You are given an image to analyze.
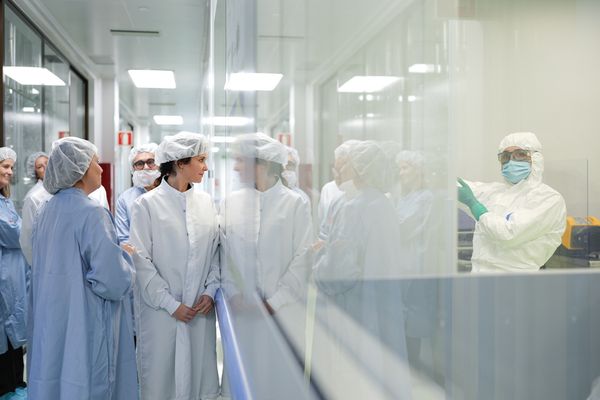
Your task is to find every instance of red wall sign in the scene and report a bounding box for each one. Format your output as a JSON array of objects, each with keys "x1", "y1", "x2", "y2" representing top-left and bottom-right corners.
[{"x1": 118, "y1": 131, "x2": 133, "y2": 146}]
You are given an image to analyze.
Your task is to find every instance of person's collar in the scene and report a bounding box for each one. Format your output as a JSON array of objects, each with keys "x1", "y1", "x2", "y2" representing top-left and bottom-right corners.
[
  {"x1": 257, "y1": 178, "x2": 283, "y2": 197},
  {"x1": 160, "y1": 176, "x2": 189, "y2": 197}
]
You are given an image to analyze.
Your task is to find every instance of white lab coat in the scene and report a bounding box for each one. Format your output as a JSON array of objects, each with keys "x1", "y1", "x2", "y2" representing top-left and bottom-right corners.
[
  {"x1": 130, "y1": 179, "x2": 220, "y2": 400},
  {"x1": 19, "y1": 180, "x2": 51, "y2": 265},
  {"x1": 220, "y1": 179, "x2": 313, "y2": 310},
  {"x1": 466, "y1": 150, "x2": 567, "y2": 272},
  {"x1": 317, "y1": 180, "x2": 343, "y2": 239}
]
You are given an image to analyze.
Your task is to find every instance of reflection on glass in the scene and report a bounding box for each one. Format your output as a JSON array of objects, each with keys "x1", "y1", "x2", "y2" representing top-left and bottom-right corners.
[
  {"x1": 210, "y1": 0, "x2": 600, "y2": 399},
  {"x1": 3, "y1": 4, "x2": 43, "y2": 210}
]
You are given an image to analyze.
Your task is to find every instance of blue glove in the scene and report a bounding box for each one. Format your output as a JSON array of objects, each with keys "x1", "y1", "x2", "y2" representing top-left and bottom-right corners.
[{"x1": 457, "y1": 178, "x2": 488, "y2": 221}]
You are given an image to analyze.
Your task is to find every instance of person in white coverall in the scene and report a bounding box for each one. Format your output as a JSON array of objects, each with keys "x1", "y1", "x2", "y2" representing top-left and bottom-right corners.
[
  {"x1": 129, "y1": 132, "x2": 221, "y2": 400},
  {"x1": 457, "y1": 131, "x2": 567, "y2": 272}
]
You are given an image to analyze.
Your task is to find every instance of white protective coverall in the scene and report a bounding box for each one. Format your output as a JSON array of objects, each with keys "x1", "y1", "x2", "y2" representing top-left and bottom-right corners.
[
  {"x1": 130, "y1": 179, "x2": 220, "y2": 400},
  {"x1": 466, "y1": 132, "x2": 567, "y2": 272}
]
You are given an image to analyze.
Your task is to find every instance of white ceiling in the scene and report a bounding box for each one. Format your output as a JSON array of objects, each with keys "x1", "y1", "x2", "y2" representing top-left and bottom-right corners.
[{"x1": 29, "y1": 0, "x2": 210, "y2": 141}]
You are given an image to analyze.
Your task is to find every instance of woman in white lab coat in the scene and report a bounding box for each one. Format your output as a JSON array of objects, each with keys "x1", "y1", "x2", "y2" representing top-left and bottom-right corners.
[
  {"x1": 219, "y1": 134, "x2": 313, "y2": 398},
  {"x1": 130, "y1": 132, "x2": 220, "y2": 400}
]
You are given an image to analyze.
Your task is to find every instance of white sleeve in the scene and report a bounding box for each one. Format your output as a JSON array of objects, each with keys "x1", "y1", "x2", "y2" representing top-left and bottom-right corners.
[
  {"x1": 19, "y1": 197, "x2": 36, "y2": 265},
  {"x1": 129, "y1": 199, "x2": 180, "y2": 315},
  {"x1": 267, "y1": 200, "x2": 314, "y2": 311},
  {"x1": 477, "y1": 191, "x2": 567, "y2": 247}
]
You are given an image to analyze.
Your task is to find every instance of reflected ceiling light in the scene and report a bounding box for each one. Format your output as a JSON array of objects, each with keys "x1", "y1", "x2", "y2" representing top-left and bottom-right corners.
[
  {"x1": 408, "y1": 64, "x2": 438, "y2": 74},
  {"x1": 128, "y1": 69, "x2": 176, "y2": 89},
  {"x1": 203, "y1": 116, "x2": 253, "y2": 127},
  {"x1": 153, "y1": 115, "x2": 183, "y2": 125},
  {"x1": 408, "y1": 95, "x2": 417, "y2": 102},
  {"x1": 211, "y1": 147, "x2": 220, "y2": 153},
  {"x1": 3, "y1": 67, "x2": 65, "y2": 86},
  {"x1": 224, "y1": 72, "x2": 283, "y2": 91},
  {"x1": 22, "y1": 107, "x2": 35, "y2": 113},
  {"x1": 31, "y1": 88, "x2": 39, "y2": 95},
  {"x1": 338, "y1": 75, "x2": 400, "y2": 93}
]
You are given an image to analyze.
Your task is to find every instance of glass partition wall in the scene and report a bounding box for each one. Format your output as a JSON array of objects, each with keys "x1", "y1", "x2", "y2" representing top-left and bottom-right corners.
[
  {"x1": 210, "y1": 0, "x2": 600, "y2": 399},
  {"x1": 2, "y1": 1, "x2": 87, "y2": 210}
]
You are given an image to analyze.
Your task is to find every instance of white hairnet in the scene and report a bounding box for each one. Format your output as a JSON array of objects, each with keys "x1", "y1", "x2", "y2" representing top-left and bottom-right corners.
[
  {"x1": 0, "y1": 147, "x2": 17, "y2": 162},
  {"x1": 286, "y1": 146, "x2": 300, "y2": 169},
  {"x1": 256, "y1": 134, "x2": 287, "y2": 165},
  {"x1": 44, "y1": 137, "x2": 97, "y2": 195},
  {"x1": 233, "y1": 133, "x2": 287, "y2": 165},
  {"x1": 334, "y1": 140, "x2": 362, "y2": 162},
  {"x1": 26, "y1": 151, "x2": 48, "y2": 180},
  {"x1": 498, "y1": 132, "x2": 542, "y2": 153},
  {"x1": 396, "y1": 150, "x2": 425, "y2": 168},
  {"x1": 128, "y1": 143, "x2": 158, "y2": 172},
  {"x1": 349, "y1": 140, "x2": 388, "y2": 191},
  {"x1": 155, "y1": 132, "x2": 208, "y2": 164}
]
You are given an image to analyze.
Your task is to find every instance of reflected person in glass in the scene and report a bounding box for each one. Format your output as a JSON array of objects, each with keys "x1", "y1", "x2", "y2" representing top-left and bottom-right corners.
[
  {"x1": 313, "y1": 140, "x2": 410, "y2": 398},
  {"x1": 457, "y1": 132, "x2": 567, "y2": 272},
  {"x1": 390, "y1": 150, "x2": 438, "y2": 371}
]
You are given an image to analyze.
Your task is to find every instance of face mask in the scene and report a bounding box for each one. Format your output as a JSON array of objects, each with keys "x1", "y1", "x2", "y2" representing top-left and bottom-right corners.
[
  {"x1": 502, "y1": 160, "x2": 531, "y2": 184},
  {"x1": 132, "y1": 170, "x2": 161, "y2": 188},
  {"x1": 281, "y1": 170, "x2": 298, "y2": 188}
]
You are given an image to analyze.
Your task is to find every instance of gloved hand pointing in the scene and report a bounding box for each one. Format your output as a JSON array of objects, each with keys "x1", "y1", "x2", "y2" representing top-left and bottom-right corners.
[{"x1": 457, "y1": 178, "x2": 488, "y2": 221}]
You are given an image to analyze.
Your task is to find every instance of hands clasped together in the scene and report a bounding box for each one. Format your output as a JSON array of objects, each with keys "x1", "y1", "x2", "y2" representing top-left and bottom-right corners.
[{"x1": 172, "y1": 295, "x2": 214, "y2": 323}]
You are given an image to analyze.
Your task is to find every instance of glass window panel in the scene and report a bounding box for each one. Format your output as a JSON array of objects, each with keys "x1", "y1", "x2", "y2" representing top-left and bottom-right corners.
[
  {"x1": 43, "y1": 44, "x2": 70, "y2": 146},
  {"x1": 3, "y1": 4, "x2": 43, "y2": 210}
]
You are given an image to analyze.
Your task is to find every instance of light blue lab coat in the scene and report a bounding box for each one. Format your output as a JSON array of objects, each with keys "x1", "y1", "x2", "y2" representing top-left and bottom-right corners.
[
  {"x1": 0, "y1": 194, "x2": 28, "y2": 354},
  {"x1": 28, "y1": 188, "x2": 137, "y2": 400},
  {"x1": 115, "y1": 186, "x2": 146, "y2": 243}
]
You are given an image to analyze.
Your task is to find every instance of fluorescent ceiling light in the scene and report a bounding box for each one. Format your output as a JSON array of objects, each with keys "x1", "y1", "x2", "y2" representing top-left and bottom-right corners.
[
  {"x1": 203, "y1": 116, "x2": 253, "y2": 127},
  {"x1": 22, "y1": 107, "x2": 35, "y2": 113},
  {"x1": 408, "y1": 64, "x2": 437, "y2": 74},
  {"x1": 128, "y1": 70, "x2": 176, "y2": 89},
  {"x1": 153, "y1": 115, "x2": 183, "y2": 125},
  {"x1": 338, "y1": 75, "x2": 400, "y2": 93},
  {"x1": 224, "y1": 72, "x2": 283, "y2": 91},
  {"x1": 211, "y1": 147, "x2": 220, "y2": 153},
  {"x1": 3, "y1": 67, "x2": 65, "y2": 86}
]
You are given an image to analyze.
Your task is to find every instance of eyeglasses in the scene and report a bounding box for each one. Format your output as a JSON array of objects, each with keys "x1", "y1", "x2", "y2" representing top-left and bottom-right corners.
[
  {"x1": 497, "y1": 149, "x2": 531, "y2": 164},
  {"x1": 133, "y1": 158, "x2": 156, "y2": 170}
]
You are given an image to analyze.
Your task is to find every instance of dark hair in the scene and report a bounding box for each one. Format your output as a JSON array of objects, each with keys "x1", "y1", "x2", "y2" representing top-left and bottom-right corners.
[
  {"x1": 153, "y1": 157, "x2": 192, "y2": 187},
  {"x1": 256, "y1": 158, "x2": 283, "y2": 179}
]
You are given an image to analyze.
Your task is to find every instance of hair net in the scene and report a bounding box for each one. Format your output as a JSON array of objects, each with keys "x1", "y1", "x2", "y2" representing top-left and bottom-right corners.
[
  {"x1": 233, "y1": 133, "x2": 287, "y2": 165},
  {"x1": 155, "y1": 132, "x2": 208, "y2": 164},
  {"x1": 128, "y1": 143, "x2": 158, "y2": 172},
  {"x1": 498, "y1": 132, "x2": 542, "y2": 153},
  {"x1": 26, "y1": 151, "x2": 48, "y2": 180},
  {"x1": 44, "y1": 137, "x2": 97, "y2": 195},
  {"x1": 348, "y1": 140, "x2": 388, "y2": 191},
  {"x1": 286, "y1": 146, "x2": 300, "y2": 169},
  {"x1": 0, "y1": 147, "x2": 17, "y2": 162},
  {"x1": 396, "y1": 150, "x2": 425, "y2": 168},
  {"x1": 334, "y1": 140, "x2": 362, "y2": 162}
]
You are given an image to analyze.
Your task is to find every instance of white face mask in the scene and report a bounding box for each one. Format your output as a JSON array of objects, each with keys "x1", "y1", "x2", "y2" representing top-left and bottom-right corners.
[
  {"x1": 281, "y1": 170, "x2": 298, "y2": 188},
  {"x1": 132, "y1": 170, "x2": 160, "y2": 188}
]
